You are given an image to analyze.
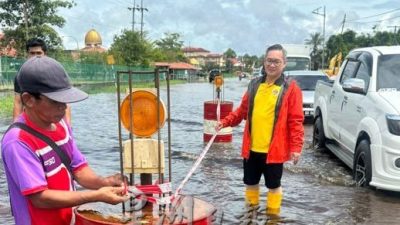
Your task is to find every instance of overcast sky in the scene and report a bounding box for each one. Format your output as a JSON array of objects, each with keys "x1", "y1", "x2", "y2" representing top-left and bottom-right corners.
[{"x1": 56, "y1": 0, "x2": 400, "y2": 56}]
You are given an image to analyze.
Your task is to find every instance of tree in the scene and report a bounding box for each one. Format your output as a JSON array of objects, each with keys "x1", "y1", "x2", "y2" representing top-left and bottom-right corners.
[
  {"x1": 373, "y1": 31, "x2": 396, "y2": 46},
  {"x1": 223, "y1": 48, "x2": 236, "y2": 59},
  {"x1": 108, "y1": 29, "x2": 153, "y2": 66},
  {"x1": 356, "y1": 33, "x2": 374, "y2": 48},
  {"x1": 325, "y1": 33, "x2": 349, "y2": 71},
  {"x1": 154, "y1": 32, "x2": 185, "y2": 62},
  {"x1": 223, "y1": 48, "x2": 237, "y2": 72},
  {"x1": 241, "y1": 54, "x2": 259, "y2": 72},
  {"x1": 0, "y1": 0, "x2": 74, "y2": 54},
  {"x1": 305, "y1": 32, "x2": 323, "y2": 70}
]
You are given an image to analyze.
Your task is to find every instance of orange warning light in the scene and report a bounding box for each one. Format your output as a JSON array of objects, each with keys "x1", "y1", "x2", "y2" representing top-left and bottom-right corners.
[{"x1": 214, "y1": 75, "x2": 224, "y2": 88}]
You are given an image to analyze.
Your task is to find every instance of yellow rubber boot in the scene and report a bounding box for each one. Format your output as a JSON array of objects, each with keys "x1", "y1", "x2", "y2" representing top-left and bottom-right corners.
[
  {"x1": 245, "y1": 185, "x2": 259, "y2": 206},
  {"x1": 266, "y1": 191, "x2": 282, "y2": 215}
]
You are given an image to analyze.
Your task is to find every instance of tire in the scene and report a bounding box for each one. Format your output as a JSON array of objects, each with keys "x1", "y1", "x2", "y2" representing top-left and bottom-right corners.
[
  {"x1": 353, "y1": 140, "x2": 372, "y2": 187},
  {"x1": 313, "y1": 116, "x2": 326, "y2": 148}
]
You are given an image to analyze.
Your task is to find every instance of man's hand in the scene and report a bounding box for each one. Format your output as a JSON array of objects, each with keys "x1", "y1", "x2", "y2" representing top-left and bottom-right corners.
[
  {"x1": 215, "y1": 122, "x2": 223, "y2": 132},
  {"x1": 290, "y1": 152, "x2": 301, "y2": 165},
  {"x1": 95, "y1": 184, "x2": 130, "y2": 205},
  {"x1": 103, "y1": 173, "x2": 128, "y2": 187}
]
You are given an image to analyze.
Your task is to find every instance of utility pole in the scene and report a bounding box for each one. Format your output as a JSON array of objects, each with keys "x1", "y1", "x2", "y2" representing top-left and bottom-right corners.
[
  {"x1": 341, "y1": 14, "x2": 346, "y2": 34},
  {"x1": 312, "y1": 6, "x2": 326, "y2": 69},
  {"x1": 128, "y1": 0, "x2": 138, "y2": 32},
  {"x1": 388, "y1": 25, "x2": 400, "y2": 45},
  {"x1": 139, "y1": 0, "x2": 148, "y2": 39}
]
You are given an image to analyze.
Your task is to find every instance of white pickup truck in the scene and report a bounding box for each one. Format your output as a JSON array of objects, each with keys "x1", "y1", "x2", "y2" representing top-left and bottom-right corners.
[{"x1": 313, "y1": 46, "x2": 400, "y2": 192}]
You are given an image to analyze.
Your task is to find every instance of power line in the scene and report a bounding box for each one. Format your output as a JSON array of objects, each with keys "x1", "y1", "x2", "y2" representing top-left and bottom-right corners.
[
  {"x1": 348, "y1": 15, "x2": 400, "y2": 24},
  {"x1": 347, "y1": 8, "x2": 400, "y2": 22}
]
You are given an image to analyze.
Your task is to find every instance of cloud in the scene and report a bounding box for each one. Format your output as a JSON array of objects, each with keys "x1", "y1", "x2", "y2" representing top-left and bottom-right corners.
[{"x1": 55, "y1": 0, "x2": 399, "y2": 56}]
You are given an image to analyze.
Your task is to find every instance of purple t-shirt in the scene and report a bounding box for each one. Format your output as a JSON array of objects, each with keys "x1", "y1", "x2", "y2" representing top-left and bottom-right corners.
[{"x1": 1, "y1": 114, "x2": 87, "y2": 225}]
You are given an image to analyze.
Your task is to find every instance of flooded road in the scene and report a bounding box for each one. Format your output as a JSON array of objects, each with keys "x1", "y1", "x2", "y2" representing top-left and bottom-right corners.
[{"x1": 1, "y1": 78, "x2": 400, "y2": 224}]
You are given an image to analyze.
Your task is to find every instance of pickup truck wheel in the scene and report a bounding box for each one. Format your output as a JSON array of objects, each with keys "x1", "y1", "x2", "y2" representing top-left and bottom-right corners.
[
  {"x1": 354, "y1": 140, "x2": 372, "y2": 187},
  {"x1": 313, "y1": 116, "x2": 326, "y2": 148}
]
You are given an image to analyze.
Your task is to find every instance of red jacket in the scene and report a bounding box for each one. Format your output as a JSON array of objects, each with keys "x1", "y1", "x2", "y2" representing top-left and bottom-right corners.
[{"x1": 220, "y1": 75, "x2": 304, "y2": 163}]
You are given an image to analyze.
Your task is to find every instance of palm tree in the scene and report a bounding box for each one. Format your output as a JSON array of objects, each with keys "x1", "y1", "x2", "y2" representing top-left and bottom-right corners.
[{"x1": 305, "y1": 32, "x2": 323, "y2": 70}]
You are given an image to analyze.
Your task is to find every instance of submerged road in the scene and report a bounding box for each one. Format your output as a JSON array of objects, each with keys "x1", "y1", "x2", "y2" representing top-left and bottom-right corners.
[{"x1": 1, "y1": 78, "x2": 400, "y2": 224}]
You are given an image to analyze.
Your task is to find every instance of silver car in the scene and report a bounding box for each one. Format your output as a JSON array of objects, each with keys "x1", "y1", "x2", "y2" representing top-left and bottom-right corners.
[{"x1": 285, "y1": 70, "x2": 330, "y2": 119}]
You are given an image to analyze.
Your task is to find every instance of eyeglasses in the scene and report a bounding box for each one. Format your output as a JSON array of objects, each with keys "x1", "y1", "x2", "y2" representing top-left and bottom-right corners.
[{"x1": 265, "y1": 59, "x2": 283, "y2": 66}]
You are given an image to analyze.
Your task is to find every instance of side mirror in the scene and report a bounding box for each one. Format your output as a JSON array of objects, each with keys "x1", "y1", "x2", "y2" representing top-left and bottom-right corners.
[{"x1": 342, "y1": 78, "x2": 366, "y2": 94}]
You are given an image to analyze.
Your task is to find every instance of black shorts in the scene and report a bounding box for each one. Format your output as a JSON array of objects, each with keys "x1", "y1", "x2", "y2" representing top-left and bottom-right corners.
[{"x1": 243, "y1": 151, "x2": 283, "y2": 189}]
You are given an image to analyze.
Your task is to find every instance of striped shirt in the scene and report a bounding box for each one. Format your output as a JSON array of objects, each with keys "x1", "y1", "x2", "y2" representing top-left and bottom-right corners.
[{"x1": 1, "y1": 113, "x2": 88, "y2": 225}]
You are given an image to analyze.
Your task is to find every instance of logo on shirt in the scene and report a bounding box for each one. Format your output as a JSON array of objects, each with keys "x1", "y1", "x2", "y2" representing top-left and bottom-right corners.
[
  {"x1": 44, "y1": 157, "x2": 56, "y2": 166},
  {"x1": 272, "y1": 89, "x2": 279, "y2": 96}
]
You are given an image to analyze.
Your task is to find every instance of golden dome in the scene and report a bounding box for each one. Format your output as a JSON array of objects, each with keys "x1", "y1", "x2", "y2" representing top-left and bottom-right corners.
[{"x1": 84, "y1": 29, "x2": 102, "y2": 46}]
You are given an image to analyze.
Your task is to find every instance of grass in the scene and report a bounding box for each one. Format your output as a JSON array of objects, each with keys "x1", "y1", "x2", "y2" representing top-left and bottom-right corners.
[{"x1": 0, "y1": 94, "x2": 13, "y2": 117}]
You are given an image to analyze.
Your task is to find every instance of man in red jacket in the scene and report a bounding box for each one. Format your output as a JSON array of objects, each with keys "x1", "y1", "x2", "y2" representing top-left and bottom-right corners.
[{"x1": 217, "y1": 44, "x2": 304, "y2": 215}]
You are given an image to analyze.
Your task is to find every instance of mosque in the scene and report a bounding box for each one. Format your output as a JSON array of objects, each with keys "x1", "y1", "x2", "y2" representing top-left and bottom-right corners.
[{"x1": 80, "y1": 28, "x2": 106, "y2": 53}]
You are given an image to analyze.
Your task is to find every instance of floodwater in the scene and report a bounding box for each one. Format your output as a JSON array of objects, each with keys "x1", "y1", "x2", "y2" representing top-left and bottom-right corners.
[{"x1": 1, "y1": 78, "x2": 400, "y2": 224}]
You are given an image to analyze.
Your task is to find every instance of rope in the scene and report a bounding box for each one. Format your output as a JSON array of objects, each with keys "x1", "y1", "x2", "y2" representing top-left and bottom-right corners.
[
  {"x1": 172, "y1": 98, "x2": 221, "y2": 200},
  {"x1": 154, "y1": 97, "x2": 222, "y2": 224}
]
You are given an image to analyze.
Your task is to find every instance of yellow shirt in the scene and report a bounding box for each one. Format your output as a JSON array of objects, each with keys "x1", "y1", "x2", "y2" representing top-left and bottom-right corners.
[{"x1": 251, "y1": 83, "x2": 281, "y2": 153}]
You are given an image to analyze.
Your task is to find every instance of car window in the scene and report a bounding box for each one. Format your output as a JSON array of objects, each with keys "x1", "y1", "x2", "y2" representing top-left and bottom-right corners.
[
  {"x1": 354, "y1": 52, "x2": 372, "y2": 91},
  {"x1": 377, "y1": 54, "x2": 400, "y2": 91},
  {"x1": 340, "y1": 59, "x2": 359, "y2": 84},
  {"x1": 289, "y1": 75, "x2": 329, "y2": 91}
]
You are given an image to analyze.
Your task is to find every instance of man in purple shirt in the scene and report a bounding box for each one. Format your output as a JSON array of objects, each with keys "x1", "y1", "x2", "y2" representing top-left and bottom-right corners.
[{"x1": 1, "y1": 56, "x2": 129, "y2": 225}]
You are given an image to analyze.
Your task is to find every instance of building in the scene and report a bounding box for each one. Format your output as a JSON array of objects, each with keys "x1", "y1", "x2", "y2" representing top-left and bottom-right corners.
[
  {"x1": 81, "y1": 29, "x2": 107, "y2": 53},
  {"x1": 155, "y1": 62, "x2": 198, "y2": 80},
  {"x1": 182, "y1": 47, "x2": 225, "y2": 69}
]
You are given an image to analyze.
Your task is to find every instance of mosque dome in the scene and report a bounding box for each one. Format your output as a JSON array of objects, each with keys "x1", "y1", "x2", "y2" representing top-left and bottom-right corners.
[{"x1": 84, "y1": 29, "x2": 102, "y2": 46}]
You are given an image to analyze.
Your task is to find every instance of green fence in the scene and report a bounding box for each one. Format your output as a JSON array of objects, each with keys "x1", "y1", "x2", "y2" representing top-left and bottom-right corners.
[
  {"x1": 0, "y1": 56, "x2": 231, "y2": 90},
  {"x1": 0, "y1": 56, "x2": 161, "y2": 85}
]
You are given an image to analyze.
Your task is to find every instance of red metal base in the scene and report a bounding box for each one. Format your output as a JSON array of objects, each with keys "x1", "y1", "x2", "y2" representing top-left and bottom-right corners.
[
  {"x1": 203, "y1": 133, "x2": 232, "y2": 143},
  {"x1": 75, "y1": 196, "x2": 215, "y2": 225}
]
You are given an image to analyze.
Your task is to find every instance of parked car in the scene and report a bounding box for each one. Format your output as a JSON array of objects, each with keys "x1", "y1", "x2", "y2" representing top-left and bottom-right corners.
[
  {"x1": 313, "y1": 46, "x2": 400, "y2": 192},
  {"x1": 285, "y1": 70, "x2": 329, "y2": 119}
]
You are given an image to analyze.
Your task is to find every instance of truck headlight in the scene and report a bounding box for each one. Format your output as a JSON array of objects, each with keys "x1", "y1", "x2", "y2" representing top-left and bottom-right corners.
[{"x1": 386, "y1": 114, "x2": 400, "y2": 136}]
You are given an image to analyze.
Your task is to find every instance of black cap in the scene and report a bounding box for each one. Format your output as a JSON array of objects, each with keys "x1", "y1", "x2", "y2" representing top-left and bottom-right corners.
[{"x1": 17, "y1": 56, "x2": 88, "y2": 103}]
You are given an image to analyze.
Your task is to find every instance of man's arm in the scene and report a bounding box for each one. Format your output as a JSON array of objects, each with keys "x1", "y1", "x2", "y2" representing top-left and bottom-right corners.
[
  {"x1": 73, "y1": 166, "x2": 125, "y2": 190},
  {"x1": 28, "y1": 186, "x2": 128, "y2": 208},
  {"x1": 220, "y1": 91, "x2": 249, "y2": 128}
]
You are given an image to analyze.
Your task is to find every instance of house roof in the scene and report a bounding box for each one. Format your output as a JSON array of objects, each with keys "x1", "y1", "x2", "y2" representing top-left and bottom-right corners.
[
  {"x1": 155, "y1": 62, "x2": 197, "y2": 70},
  {"x1": 154, "y1": 62, "x2": 170, "y2": 67},
  {"x1": 228, "y1": 58, "x2": 244, "y2": 66},
  {"x1": 182, "y1": 47, "x2": 210, "y2": 53},
  {"x1": 170, "y1": 62, "x2": 197, "y2": 70},
  {"x1": 206, "y1": 53, "x2": 223, "y2": 58}
]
